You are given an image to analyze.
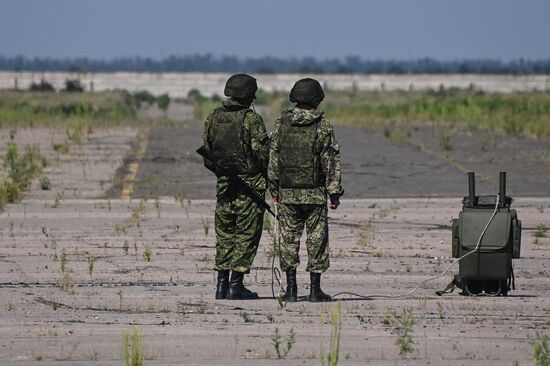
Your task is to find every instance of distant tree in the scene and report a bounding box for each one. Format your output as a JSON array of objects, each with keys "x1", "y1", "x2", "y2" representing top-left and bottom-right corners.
[
  {"x1": 133, "y1": 90, "x2": 156, "y2": 107},
  {"x1": 29, "y1": 79, "x2": 55, "y2": 92},
  {"x1": 64, "y1": 79, "x2": 84, "y2": 92},
  {"x1": 156, "y1": 94, "x2": 170, "y2": 111},
  {"x1": 1, "y1": 55, "x2": 550, "y2": 75}
]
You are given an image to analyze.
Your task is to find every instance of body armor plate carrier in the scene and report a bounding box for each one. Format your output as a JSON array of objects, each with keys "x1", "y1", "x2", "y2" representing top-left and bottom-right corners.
[
  {"x1": 210, "y1": 107, "x2": 257, "y2": 175},
  {"x1": 278, "y1": 112, "x2": 322, "y2": 188}
]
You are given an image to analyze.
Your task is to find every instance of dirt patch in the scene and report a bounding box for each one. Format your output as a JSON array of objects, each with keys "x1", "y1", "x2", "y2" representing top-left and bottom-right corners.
[
  {"x1": 0, "y1": 197, "x2": 548, "y2": 365},
  {"x1": 0, "y1": 127, "x2": 138, "y2": 200},
  {"x1": 1, "y1": 106, "x2": 549, "y2": 364}
]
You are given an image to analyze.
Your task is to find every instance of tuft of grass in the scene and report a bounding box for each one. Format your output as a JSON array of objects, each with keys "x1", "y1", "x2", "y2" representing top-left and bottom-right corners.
[
  {"x1": 381, "y1": 308, "x2": 397, "y2": 325},
  {"x1": 154, "y1": 198, "x2": 161, "y2": 217},
  {"x1": 59, "y1": 249, "x2": 67, "y2": 273},
  {"x1": 531, "y1": 332, "x2": 550, "y2": 366},
  {"x1": 276, "y1": 294, "x2": 288, "y2": 310},
  {"x1": 201, "y1": 217, "x2": 210, "y2": 237},
  {"x1": 271, "y1": 327, "x2": 296, "y2": 359},
  {"x1": 320, "y1": 302, "x2": 342, "y2": 366},
  {"x1": 52, "y1": 140, "x2": 70, "y2": 153},
  {"x1": 436, "y1": 301, "x2": 445, "y2": 320},
  {"x1": 85, "y1": 349, "x2": 98, "y2": 361},
  {"x1": 239, "y1": 310, "x2": 254, "y2": 323},
  {"x1": 156, "y1": 94, "x2": 170, "y2": 111},
  {"x1": 439, "y1": 132, "x2": 453, "y2": 151},
  {"x1": 382, "y1": 308, "x2": 416, "y2": 358},
  {"x1": 174, "y1": 192, "x2": 186, "y2": 208},
  {"x1": 87, "y1": 255, "x2": 97, "y2": 279},
  {"x1": 51, "y1": 299, "x2": 59, "y2": 311},
  {"x1": 122, "y1": 326, "x2": 144, "y2": 366},
  {"x1": 187, "y1": 89, "x2": 224, "y2": 121},
  {"x1": 58, "y1": 273, "x2": 74, "y2": 293},
  {"x1": 48, "y1": 192, "x2": 62, "y2": 208},
  {"x1": 1, "y1": 143, "x2": 47, "y2": 209},
  {"x1": 39, "y1": 176, "x2": 52, "y2": 190},
  {"x1": 0, "y1": 180, "x2": 17, "y2": 212},
  {"x1": 143, "y1": 246, "x2": 152, "y2": 262},
  {"x1": 534, "y1": 224, "x2": 547, "y2": 238},
  {"x1": 358, "y1": 218, "x2": 374, "y2": 248}
]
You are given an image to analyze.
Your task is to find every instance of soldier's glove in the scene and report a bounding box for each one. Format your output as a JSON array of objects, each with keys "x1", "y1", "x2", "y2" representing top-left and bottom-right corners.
[{"x1": 329, "y1": 194, "x2": 340, "y2": 210}]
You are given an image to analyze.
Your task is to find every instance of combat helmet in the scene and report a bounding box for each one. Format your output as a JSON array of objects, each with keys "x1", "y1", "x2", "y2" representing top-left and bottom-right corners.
[
  {"x1": 224, "y1": 74, "x2": 258, "y2": 99},
  {"x1": 289, "y1": 78, "x2": 325, "y2": 107}
]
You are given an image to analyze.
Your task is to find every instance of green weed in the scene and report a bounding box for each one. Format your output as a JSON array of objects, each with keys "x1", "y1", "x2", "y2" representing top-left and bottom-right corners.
[
  {"x1": 49, "y1": 192, "x2": 62, "y2": 208},
  {"x1": 439, "y1": 133, "x2": 453, "y2": 150},
  {"x1": 87, "y1": 255, "x2": 97, "y2": 279},
  {"x1": 382, "y1": 308, "x2": 416, "y2": 358},
  {"x1": 1, "y1": 143, "x2": 47, "y2": 208},
  {"x1": 154, "y1": 198, "x2": 161, "y2": 217},
  {"x1": 531, "y1": 332, "x2": 550, "y2": 366},
  {"x1": 534, "y1": 224, "x2": 547, "y2": 238},
  {"x1": 358, "y1": 218, "x2": 374, "y2": 247},
  {"x1": 436, "y1": 301, "x2": 445, "y2": 320},
  {"x1": 320, "y1": 302, "x2": 342, "y2": 366},
  {"x1": 58, "y1": 273, "x2": 74, "y2": 293},
  {"x1": 39, "y1": 176, "x2": 52, "y2": 190},
  {"x1": 239, "y1": 310, "x2": 254, "y2": 323},
  {"x1": 271, "y1": 327, "x2": 296, "y2": 359},
  {"x1": 143, "y1": 246, "x2": 152, "y2": 262},
  {"x1": 276, "y1": 294, "x2": 287, "y2": 310},
  {"x1": 201, "y1": 217, "x2": 210, "y2": 237},
  {"x1": 174, "y1": 192, "x2": 186, "y2": 208},
  {"x1": 52, "y1": 140, "x2": 70, "y2": 153},
  {"x1": 157, "y1": 94, "x2": 170, "y2": 111},
  {"x1": 122, "y1": 326, "x2": 144, "y2": 366},
  {"x1": 59, "y1": 249, "x2": 67, "y2": 273}
]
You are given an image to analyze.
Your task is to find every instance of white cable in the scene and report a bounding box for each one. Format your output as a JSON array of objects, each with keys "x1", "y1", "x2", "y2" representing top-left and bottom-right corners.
[
  {"x1": 270, "y1": 203, "x2": 285, "y2": 299},
  {"x1": 332, "y1": 194, "x2": 501, "y2": 299}
]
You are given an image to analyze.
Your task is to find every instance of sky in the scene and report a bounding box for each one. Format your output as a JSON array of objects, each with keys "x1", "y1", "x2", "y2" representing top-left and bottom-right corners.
[{"x1": 1, "y1": 0, "x2": 549, "y2": 60}]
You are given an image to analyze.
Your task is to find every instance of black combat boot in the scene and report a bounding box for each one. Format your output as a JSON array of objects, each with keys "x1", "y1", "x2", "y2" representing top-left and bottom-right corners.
[
  {"x1": 215, "y1": 270, "x2": 230, "y2": 299},
  {"x1": 227, "y1": 271, "x2": 259, "y2": 300},
  {"x1": 284, "y1": 268, "x2": 298, "y2": 302},
  {"x1": 309, "y1": 272, "x2": 332, "y2": 302}
]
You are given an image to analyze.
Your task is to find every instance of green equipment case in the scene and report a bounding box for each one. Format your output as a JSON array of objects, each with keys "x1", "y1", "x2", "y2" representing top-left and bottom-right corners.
[{"x1": 450, "y1": 172, "x2": 521, "y2": 296}]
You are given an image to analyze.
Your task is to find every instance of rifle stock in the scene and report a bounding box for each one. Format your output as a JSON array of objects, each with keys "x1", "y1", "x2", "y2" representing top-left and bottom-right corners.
[{"x1": 196, "y1": 146, "x2": 276, "y2": 218}]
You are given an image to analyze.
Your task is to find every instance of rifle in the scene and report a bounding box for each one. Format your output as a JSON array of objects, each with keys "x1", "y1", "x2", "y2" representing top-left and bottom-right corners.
[{"x1": 196, "y1": 146, "x2": 276, "y2": 218}]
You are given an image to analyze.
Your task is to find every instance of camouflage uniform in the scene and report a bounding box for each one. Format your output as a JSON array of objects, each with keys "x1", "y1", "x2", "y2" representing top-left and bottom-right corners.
[
  {"x1": 203, "y1": 98, "x2": 269, "y2": 273},
  {"x1": 268, "y1": 107, "x2": 344, "y2": 273}
]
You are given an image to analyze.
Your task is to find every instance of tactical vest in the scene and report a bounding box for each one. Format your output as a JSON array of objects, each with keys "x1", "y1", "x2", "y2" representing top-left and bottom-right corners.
[
  {"x1": 278, "y1": 112, "x2": 322, "y2": 188},
  {"x1": 210, "y1": 107, "x2": 257, "y2": 175}
]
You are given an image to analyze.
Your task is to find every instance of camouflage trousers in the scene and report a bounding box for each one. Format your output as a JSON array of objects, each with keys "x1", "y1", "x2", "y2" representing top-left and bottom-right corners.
[
  {"x1": 277, "y1": 203, "x2": 329, "y2": 273},
  {"x1": 214, "y1": 191, "x2": 265, "y2": 273}
]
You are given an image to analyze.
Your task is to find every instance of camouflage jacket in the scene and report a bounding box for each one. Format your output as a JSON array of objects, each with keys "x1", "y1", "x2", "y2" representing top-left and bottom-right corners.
[
  {"x1": 268, "y1": 107, "x2": 344, "y2": 205},
  {"x1": 203, "y1": 98, "x2": 269, "y2": 197}
]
